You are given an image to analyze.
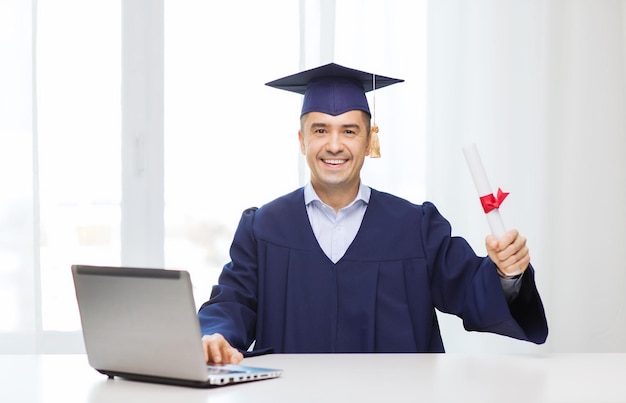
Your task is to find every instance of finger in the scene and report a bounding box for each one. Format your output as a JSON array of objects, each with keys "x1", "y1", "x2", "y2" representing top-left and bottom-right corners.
[
  {"x1": 498, "y1": 251, "x2": 530, "y2": 277},
  {"x1": 228, "y1": 348, "x2": 244, "y2": 364},
  {"x1": 220, "y1": 345, "x2": 237, "y2": 364},
  {"x1": 201, "y1": 335, "x2": 214, "y2": 363},
  {"x1": 498, "y1": 243, "x2": 525, "y2": 263},
  {"x1": 485, "y1": 235, "x2": 499, "y2": 251},
  {"x1": 498, "y1": 229, "x2": 519, "y2": 250},
  {"x1": 497, "y1": 234, "x2": 527, "y2": 261},
  {"x1": 486, "y1": 230, "x2": 518, "y2": 254},
  {"x1": 209, "y1": 341, "x2": 225, "y2": 364},
  {"x1": 205, "y1": 333, "x2": 228, "y2": 364},
  {"x1": 502, "y1": 244, "x2": 529, "y2": 267}
]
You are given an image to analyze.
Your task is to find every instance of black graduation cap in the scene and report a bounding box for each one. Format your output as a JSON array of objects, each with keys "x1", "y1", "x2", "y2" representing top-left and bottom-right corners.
[
  {"x1": 265, "y1": 63, "x2": 404, "y2": 117},
  {"x1": 265, "y1": 63, "x2": 404, "y2": 157}
]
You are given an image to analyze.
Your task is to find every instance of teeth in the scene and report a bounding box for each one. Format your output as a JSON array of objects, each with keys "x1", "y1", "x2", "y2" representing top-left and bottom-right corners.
[{"x1": 324, "y1": 159, "x2": 345, "y2": 164}]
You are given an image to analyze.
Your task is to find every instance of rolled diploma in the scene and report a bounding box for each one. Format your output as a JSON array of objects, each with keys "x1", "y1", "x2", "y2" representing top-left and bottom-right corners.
[{"x1": 463, "y1": 143, "x2": 506, "y2": 239}]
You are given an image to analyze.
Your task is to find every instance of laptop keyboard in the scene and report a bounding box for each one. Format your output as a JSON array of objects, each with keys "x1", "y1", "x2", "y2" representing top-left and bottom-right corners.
[{"x1": 207, "y1": 366, "x2": 245, "y2": 375}]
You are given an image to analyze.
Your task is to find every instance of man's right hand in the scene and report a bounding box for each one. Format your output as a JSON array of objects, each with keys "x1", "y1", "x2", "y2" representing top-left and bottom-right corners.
[{"x1": 201, "y1": 333, "x2": 244, "y2": 365}]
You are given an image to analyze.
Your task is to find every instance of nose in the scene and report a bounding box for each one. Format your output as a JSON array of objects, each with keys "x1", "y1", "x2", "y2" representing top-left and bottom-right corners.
[{"x1": 325, "y1": 131, "x2": 343, "y2": 154}]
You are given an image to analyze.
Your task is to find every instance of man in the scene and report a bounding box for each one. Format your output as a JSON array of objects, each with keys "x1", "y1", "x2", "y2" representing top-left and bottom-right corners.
[{"x1": 198, "y1": 63, "x2": 548, "y2": 365}]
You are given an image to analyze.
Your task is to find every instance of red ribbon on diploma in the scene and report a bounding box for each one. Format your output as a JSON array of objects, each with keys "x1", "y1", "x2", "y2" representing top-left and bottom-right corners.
[{"x1": 479, "y1": 188, "x2": 509, "y2": 214}]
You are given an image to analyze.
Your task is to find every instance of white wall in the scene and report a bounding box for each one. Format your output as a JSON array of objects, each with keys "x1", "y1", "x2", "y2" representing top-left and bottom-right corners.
[{"x1": 427, "y1": 0, "x2": 626, "y2": 353}]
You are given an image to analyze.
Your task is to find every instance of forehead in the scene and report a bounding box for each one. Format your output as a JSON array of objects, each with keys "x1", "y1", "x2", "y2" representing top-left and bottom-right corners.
[{"x1": 301, "y1": 110, "x2": 370, "y2": 128}]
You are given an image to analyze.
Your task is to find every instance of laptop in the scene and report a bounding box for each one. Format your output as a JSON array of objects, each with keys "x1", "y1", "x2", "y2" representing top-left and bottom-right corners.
[{"x1": 71, "y1": 264, "x2": 283, "y2": 388}]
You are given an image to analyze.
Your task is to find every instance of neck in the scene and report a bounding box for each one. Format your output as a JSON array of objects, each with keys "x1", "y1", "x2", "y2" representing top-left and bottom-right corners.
[{"x1": 310, "y1": 180, "x2": 360, "y2": 213}]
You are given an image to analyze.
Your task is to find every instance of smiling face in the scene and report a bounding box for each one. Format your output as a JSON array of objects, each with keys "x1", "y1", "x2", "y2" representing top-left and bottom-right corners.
[{"x1": 298, "y1": 110, "x2": 371, "y2": 205}]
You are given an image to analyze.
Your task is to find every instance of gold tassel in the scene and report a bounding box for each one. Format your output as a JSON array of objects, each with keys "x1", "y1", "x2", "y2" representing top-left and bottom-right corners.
[
  {"x1": 369, "y1": 124, "x2": 380, "y2": 158},
  {"x1": 369, "y1": 73, "x2": 381, "y2": 158}
]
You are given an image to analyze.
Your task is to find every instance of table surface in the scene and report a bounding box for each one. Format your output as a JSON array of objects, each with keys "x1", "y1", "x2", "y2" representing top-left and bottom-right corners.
[{"x1": 1, "y1": 353, "x2": 625, "y2": 403}]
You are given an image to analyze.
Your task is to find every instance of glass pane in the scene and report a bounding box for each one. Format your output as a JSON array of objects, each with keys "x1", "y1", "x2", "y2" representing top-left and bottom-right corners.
[
  {"x1": 334, "y1": 0, "x2": 427, "y2": 203},
  {"x1": 164, "y1": 0, "x2": 301, "y2": 307},
  {"x1": 37, "y1": 0, "x2": 121, "y2": 331},
  {"x1": 0, "y1": 0, "x2": 35, "y2": 334}
]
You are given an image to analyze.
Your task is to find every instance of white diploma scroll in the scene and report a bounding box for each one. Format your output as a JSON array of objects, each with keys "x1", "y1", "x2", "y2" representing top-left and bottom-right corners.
[{"x1": 463, "y1": 143, "x2": 507, "y2": 239}]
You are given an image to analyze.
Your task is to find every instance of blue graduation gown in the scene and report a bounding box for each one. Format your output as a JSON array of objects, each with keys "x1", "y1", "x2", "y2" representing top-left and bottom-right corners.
[{"x1": 198, "y1": 187, "x2": 548, "y2": 354}]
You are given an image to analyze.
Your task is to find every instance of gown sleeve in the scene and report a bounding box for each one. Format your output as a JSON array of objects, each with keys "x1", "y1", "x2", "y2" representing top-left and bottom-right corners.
[
  {"x1": 198, "y1": 207, "x2": 260, "y2": 352},
  {"x1": 421, "y1": 202, "x2": 548, "y2": 344}
]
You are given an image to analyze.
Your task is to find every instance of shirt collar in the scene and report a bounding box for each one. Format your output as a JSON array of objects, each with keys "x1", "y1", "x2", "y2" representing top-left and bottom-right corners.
[{"x1": 304, "y1": 181, "x2": 371, "y2": 207}]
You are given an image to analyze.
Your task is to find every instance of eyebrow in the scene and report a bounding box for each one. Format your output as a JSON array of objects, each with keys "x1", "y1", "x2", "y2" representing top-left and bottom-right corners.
[
  {"x1": 341, "y1": 123, "x2": 361, "y2": 130},
  {"x1": 309, "y1": 122, "x2": 362, "y2": 130},
  {"x1": 309, "y1": 123, "x2": 328, "y2": 130}
]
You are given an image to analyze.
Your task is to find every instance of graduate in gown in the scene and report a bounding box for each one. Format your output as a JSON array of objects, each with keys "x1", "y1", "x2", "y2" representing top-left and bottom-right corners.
[{"x1": 198, "y1": 63, "x2": 548, "y2": 365}]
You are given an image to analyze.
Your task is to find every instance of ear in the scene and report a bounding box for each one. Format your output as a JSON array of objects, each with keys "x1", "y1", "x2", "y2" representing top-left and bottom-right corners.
[
  {"x1": 365, "y1": 131, "x2": 372, "y2": 156},
  {"x1": 298, "y1": 130, "x2": 306, "y2": 155}
]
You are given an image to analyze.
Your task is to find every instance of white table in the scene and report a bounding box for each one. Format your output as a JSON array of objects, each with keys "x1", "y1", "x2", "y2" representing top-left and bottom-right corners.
[{"x1": 1, "y1": 353, "x2": 625, "y2": 402}]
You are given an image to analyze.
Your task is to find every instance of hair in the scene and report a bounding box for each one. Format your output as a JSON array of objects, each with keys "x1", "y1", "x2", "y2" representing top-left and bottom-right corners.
[{"x1": 300, "y1": 111, "x2": 372, "y2": 137}]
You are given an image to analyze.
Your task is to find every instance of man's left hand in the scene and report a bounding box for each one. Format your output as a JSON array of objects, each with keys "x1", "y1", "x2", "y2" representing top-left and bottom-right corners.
[{"x1": 485, "y1": 229, "x2": 530, "y2": 278}]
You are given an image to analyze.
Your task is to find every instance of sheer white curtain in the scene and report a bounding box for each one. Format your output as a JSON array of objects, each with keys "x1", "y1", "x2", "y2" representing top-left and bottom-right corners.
[
  {"x1": 0, "y1": 0, "x2": 122, "y2": 353},
  {"x1": 0, "y1": 0, "x2": 37, "y2": 353},
  {"x1": 427, "y1": 0, "x2": 626, "y2": 353},
  {"x1": 164, "y1": 0, "x2": 428, "y2": 308},
  {"x1": 163, "y1": 0, "x2": 301, "y2": 306},
  {"x1": 332, "y1": 0, "x2": 428, "y2": 203},
  {"x1": 0, "y1": 0, "x2": 427, "y2": 354},
  {"x1": 295, "y1": 0, "x2": 428, "y2": 207}
]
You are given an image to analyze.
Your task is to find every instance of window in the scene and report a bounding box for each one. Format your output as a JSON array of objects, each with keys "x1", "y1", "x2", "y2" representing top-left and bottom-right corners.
[
  {"x1": 1, "y1": 0, "x2": 426, "y2": 353},
  {"x1": 37, "y1": 0, "x2": 122, "y2": 333},
  {"x1": 163, "y1": 0, "x2": 301, "y2": 307},
  {"x1": 0, "y1": 0, "x2": 35, "y2": 344}
]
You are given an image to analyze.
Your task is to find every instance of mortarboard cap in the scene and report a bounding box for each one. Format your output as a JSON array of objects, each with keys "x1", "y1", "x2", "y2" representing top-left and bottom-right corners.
[
  {"x1": 265, "y1": 63, "x2": 403, "y2": 117},
  {"x1": 265, "y1": 63, "x2": 404, "y2": 157}
]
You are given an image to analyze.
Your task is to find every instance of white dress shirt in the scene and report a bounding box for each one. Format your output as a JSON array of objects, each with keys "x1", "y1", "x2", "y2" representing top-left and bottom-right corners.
[{"x1": 302, "y1": 181, "x2": 522, "y2": 298}]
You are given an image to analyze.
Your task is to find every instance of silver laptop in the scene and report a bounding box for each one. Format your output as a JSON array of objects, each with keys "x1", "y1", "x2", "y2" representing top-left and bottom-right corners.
[{"x1": 71, "y1": 264, "x2": 282, "y2": 388}]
